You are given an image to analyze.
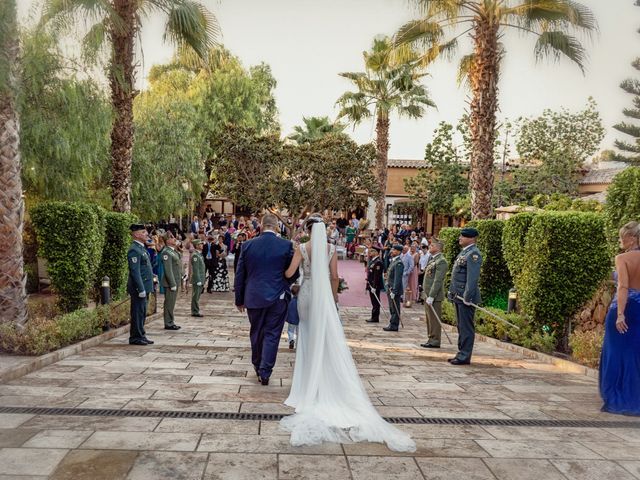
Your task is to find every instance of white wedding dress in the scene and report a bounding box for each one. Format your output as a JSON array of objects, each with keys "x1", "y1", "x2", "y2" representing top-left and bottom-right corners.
[{"x1": 280, "y1": 223, "x2": 416, "y2": 452}]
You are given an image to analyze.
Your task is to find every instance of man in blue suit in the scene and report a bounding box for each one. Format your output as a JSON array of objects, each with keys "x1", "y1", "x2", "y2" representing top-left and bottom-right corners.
[
  {"x1": 127, "y1": 224, "x2": 155, "y2": 346},
  {"x1": 234, "y1": 213, "x2": 296, "y2": 385}
]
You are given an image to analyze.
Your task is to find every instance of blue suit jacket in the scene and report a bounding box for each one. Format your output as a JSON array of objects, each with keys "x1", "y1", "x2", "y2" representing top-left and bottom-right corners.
[{"x1": 234, "y1": 232, "x2": 295, "y2": 309}]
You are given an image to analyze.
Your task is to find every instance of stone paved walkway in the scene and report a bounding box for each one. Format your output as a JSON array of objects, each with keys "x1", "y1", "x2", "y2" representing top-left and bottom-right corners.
[{"x1": 1, "y1": 290, "x2": 639, "y2": 479}]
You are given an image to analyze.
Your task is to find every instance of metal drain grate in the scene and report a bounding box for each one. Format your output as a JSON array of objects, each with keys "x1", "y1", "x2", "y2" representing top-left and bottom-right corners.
[{"x1": 1, "y1": 406, "x2": 639, "y2": 429}]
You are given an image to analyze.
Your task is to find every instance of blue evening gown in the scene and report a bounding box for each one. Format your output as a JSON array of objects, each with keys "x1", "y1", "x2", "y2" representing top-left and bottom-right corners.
[{"x1": 599, "y1": 283, "x2": 640, "y2": 416}]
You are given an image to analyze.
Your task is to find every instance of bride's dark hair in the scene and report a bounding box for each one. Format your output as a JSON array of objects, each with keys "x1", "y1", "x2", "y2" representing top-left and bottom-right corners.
[{"x1": 303, "y1": 213, "x2": 325, "y2": 233}]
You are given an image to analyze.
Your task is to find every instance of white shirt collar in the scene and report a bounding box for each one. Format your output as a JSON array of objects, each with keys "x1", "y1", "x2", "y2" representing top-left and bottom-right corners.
[
  {"x1": 134, "y1": 240, "x2": 145, "y2": 247},
  {"x1": 463, "y1": 244, "x2": 475, "y2": 252}
]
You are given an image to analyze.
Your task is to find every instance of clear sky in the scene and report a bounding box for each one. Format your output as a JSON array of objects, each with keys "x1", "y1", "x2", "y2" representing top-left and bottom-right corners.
[{"x1": 18, "y1": 0, "x2": 639, "y2": 160}]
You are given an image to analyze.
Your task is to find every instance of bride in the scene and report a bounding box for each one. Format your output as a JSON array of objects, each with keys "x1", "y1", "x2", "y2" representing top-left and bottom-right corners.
[{"x1": 280, "y1": 214, "x2": 416, "y2": 452}]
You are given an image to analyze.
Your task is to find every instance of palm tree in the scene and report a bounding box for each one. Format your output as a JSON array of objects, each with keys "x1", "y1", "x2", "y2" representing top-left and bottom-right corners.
[
  {"x1": 288, "y1": 116, "x2": 346, "y2": 144},
  {"x1": 0, "y1": 0, "x2": 28, "y2": 326},
  {"x1": 395, "y1": 0, "x2": 596, "y2": 219},
  {"x1": 336, "y1": 36, "x2": 435, "y2": 228},
  {"x1": 42, "y1": 0, "x2": 219, "y2": 212}
]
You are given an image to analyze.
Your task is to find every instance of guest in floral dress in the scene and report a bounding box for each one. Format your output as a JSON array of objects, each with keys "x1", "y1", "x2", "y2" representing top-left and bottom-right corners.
[{"x1": 212, "y1": 234, "x2": 230, "y2": 292}]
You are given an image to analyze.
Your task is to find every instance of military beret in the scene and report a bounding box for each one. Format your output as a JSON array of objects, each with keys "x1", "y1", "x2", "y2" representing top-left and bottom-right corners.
[
  {"x1": 392, "y1": 244, "x2": 403, "y2": 252},
  {"x1": 129, "y1": 223, "x2": 145, "y2": 232},
  {"x1": 192, "y1": 239, "x2": 202, "y2": 246},
  {"x1": 460, "y1": 227, "x2": 479, "y2": 238}
]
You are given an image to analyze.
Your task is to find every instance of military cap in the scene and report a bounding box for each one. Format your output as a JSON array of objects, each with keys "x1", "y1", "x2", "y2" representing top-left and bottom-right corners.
[
  {"x1": 392, "y1": 244, "x2": 404, "y2": 252},
  {"x1": 192, "y1": 239, "x2": 202, "y2": 246},
  {"x1": 460, "y1": 227, "x2": 479, "y2": 238},
  {"x1": 129, "y1": 223, "x2": 145, "y2": 232}
]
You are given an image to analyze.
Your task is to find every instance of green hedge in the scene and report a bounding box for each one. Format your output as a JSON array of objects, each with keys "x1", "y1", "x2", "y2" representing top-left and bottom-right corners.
[
  {"x1": 517, "y1": 211, "x2": 610, "y2": 342},
  {"x1": 502, "y1": 212, "x2": 537, "y2": 280},
  {"x1": 467, "y1": 219, "x2": 511, "y2": 307},
  {"x1": 98, "y1": 212, "x2": 136, "y2": 300},
  {"x1": 31, "y1": 201, "x2": 106, "y2": 312},
  {"x1": 438, "y1": 227, "x2": 461, "y2": 286},
  {"x1": 604, "y1": 166, "x2": 640, "y2": 249}
]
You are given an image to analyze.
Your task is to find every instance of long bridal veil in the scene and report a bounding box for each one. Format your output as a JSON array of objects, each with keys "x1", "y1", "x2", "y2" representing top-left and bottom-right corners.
[{"x1": 280, "y1": 222, "x2": 416, "y2": 452}]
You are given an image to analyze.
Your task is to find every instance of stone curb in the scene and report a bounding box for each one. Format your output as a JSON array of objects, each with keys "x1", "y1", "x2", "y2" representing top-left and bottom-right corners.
[{"x1": 0, "y1": 311, "x2": 163, "y2": 384}]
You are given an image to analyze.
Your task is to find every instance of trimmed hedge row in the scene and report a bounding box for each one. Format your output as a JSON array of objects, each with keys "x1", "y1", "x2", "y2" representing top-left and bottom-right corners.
[
  {"x1": 467, "y1": 219, "x2": 511, "y2": 307},
  {"x1": 508, "y1": 211, "x2": 611, "y2": 344},
  {"x1": 31, "y1": 201, "x2": 136, "y2": 312},
  {"x1": 604, "y1": 166, "x2": 640, "y2": 249},
  {"x1": 97, "y1": 212, "x2": 137, "y2": 300}
]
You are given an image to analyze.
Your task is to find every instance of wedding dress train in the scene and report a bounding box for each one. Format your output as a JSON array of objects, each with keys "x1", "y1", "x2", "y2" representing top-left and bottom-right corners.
[{"x1": 280, "y1": 222, "x2": 416, "y2": 452}]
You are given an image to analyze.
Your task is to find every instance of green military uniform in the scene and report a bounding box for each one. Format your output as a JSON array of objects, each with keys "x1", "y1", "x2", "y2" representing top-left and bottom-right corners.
[
  {"x1": 385, "y1": 251, "x2": 404, "y2": 331},
  {"x1": 190, "y1": 244, "x2": 206, "y2": 316},
  {"x1": 422, "y1": 252, "x2": 448, "y2": 347},
  {"x1": 161, "y1": 246, "x2": 181, "y2": 328},
  {"x1": 448, "y1": 241, "x2": 482, "y2": 363}
]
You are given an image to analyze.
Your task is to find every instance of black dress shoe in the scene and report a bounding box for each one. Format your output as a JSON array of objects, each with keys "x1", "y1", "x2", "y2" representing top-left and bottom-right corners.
[
  {"x1": 191, "y1": 313, "x2": 204, "y2": 317},
  {"x1": 447, "y1": 357, "x2": 457, "y2": 363},
  {"x1": 366, "y1": 318, "x2": 379, "y2": 323},
  {"x1": 383, "y1": 326, "x2": 399, "y2": 332},
  {"x1": 289, "y1": 340, "x2": 295, "y2": 349},
  {"x1": 259, "y1": 376, "x2": 269, "y2": 386},
  {"x1": 450, "y1": 358, "x2": 470, "y2": 365},
  {"x1": 420, "y1": 343, "x2": 440, "y2": 348},
  {"x1": 129, "y1": 339, "x2": 148, "y2": 346},
  {"x1": 143, "y1": 338, "x2": 154, "y2": 345},
  {"x1": 164, "y1": 325, "x2": 181, "y2": 330}
]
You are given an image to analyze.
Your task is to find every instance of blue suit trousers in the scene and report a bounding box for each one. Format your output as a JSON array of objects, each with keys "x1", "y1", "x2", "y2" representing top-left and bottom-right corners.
[{"x1": 247, "y1": 298, "x2": 288, "y2": 378}]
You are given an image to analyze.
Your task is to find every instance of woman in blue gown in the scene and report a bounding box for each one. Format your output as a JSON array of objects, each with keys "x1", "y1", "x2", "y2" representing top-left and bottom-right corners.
[{"x1": 599, "y1": 221, "x2": 640, "y2": 416}]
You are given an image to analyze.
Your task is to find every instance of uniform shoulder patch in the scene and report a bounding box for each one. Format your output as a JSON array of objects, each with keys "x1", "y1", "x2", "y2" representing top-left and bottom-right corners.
[
  {"x1": 471, "y1": 254, "x2": 479, "y2": 262},
  {"x1": 163, "y1": 255, "x2": 168, "y2": 260},
  {"x1": 131, "y1": 257, "x2": 137, "y2": 263}
]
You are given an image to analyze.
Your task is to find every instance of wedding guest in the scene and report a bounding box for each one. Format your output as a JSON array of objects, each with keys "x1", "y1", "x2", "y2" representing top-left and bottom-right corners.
[
  {"x1": 346, "y1": 223, "x2": 357, "y2": 258},
  {"x1": 212, "y1": 234, "x2": 230, "y2": 292},
  {"x1": 336, "y1": 213, "x2": 348, "y2": 236},
  {"x1": 405, "y1": 244, "x2": 420, "y2": 307},
  {"x1": 600, "y1": 221, "x2": 640, "y2": 415},
  {"x1": 233, "y1": 233, "x2": 247, "y2": 273},
  {"x1": 205, "y1": 205, "x2": 214, "y2": 221},
  {"x1": 190, "y1": 215, "x2": 200, "y2": 235},
  {"x1": 401, "y1": 245, "x2": 414, "y2": 305},
  {"x1": 203, "y1": 234, "x2": 216, "y2": 293}
]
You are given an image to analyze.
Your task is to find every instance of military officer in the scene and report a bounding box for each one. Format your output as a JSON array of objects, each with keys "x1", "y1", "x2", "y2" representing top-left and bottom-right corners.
[
  {"x1": 160, "y1": 232, "x2": 182, "y2": 331},
  {"x1": 421, "y1": 238, "x2": 448, "y2": 348},
  {"x1": 190, "y1": 239, "x2": 206, "y2": 317},
  {"x1": 383, "y1": 245, "x2": 404, "y2": 332},
  {"x1": 127, "y1": 224, "x2": 155, "y2": 345},
  {"x1": 365, "y1": 243, "x2": 384, "y2": 323},
  {"x1": 447, "y1": 227, "x2": 482, "y2": 365}
]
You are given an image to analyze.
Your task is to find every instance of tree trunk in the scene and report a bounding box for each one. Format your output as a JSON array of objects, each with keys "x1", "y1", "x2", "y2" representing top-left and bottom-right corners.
[
  {"x1": 375, "y1": 115, "x2": 390, "y2": 228},
  {"x1": 0, "y1": 0, "x2": 28, "y2": 326},
  {"x1": 468, "y1": 18, "x2": 501, "y2": 219},
  {"x1": 109, "y1": 0, "x2": 139, "y2": 213}
]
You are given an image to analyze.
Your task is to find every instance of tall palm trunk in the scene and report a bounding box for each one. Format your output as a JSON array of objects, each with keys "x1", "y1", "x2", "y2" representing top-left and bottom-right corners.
[
  {"x1": 375, "y1": 115, "x2": 390, "y2": 228},
  {"x1": 468, "y1": 18, "x2": 501, "y2": 219},
  {"x1": 0, "y1": 0, "x2": 28, "y2": 326},
  {"x1": 109, "y1": 0, "x2": 138, "y2": 213}
]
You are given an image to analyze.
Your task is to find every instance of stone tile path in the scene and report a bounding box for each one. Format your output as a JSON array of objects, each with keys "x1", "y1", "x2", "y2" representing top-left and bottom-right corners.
[{"x1": 0, "y1": 289, "x2": 638, "y2": 479}]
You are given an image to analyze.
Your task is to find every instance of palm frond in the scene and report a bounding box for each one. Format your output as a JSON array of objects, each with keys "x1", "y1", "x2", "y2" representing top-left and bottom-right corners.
[
  {"x1": 163, "y1": 1, "x2": 220, "y2": 60},
  {"x1": 0, "y1": 0, "x2": 17, "y2": 96},
  {"x1": 394, "y1": 18, "x2": 446, "y2": 52},
  {"x1": 456, "y1": 53, "x2": 474, "y2": 86},
  {"x1": 81, "y1": 21, "x2": 108, "y2": 64},
  {"x1": 409, "y1": 0, "x2": 473, "y2": 19},
  {"x1": 503, "y1": 0, "x2": 598, "y2": 36},
  {"x1": 41, "y1": 0, "x2": 117, "y2": 34},
  {"x1": 534, "y1": 30, "x2": 587, "y2": 72}
]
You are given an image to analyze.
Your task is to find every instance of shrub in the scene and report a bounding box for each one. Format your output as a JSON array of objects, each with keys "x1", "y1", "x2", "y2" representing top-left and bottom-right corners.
[
  {"x1": 30, "y1": 201, "x2": 106, "y2": 312},
  {"x1": 604, "y1": 166, "x2": 640, "y2": 249},
  {"x1": 440, "y1": 299, "x2": 555, "y2": 353},
  {"x1": 0, "y1": 302, "x2": 134, "y2": 356},
  {"x1": 517, "y1": 211, "x2": 611, "y2": 344},
  {"x1": 569, "y1": 328, "x2": 604, "y2": 368},
  {"x1": 467, "y1": 219, "x2": 511, "y2": 302},
  {"x1": 502, "y1": 212, "x2": 537, "y2": 280},
  {"x1": 438, "y1": 227, "x2": 461, "y2": 286},
  {"x1": 97, "y1": 212, "x2": 137, "y2": 300}
]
